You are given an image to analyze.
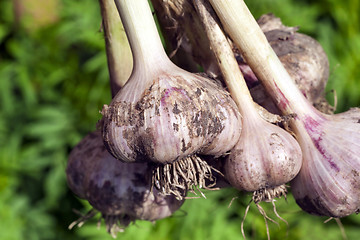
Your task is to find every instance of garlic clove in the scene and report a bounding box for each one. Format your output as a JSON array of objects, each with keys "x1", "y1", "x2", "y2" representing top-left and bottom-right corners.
[{"x1": 199, "y1": 95, "x2": 242, "y2": 156}]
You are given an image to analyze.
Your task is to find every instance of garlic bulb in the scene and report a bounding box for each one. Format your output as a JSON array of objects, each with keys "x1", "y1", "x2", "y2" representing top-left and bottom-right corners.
[
  {"x1": 102, "y1": 72, "x2": 240, "y2": 163},
  {"x1": 290, "y1": 110, "x2": 360, "y2": 217},
  {"x1": 194, "y1": 0, "x2": 302, "y2": 200},
  {"x1": 101, "y1": 0, "x2": 241, "y2": 198},
  {"x1": 211, "y1": 0, "x2": 360, "y2": 217},
  {"x1": 66, "y1": 131, "x2": 184, "y2": 236},
  {"x1": 224, "y1": 115, "x2": 302, "y2": 193}
]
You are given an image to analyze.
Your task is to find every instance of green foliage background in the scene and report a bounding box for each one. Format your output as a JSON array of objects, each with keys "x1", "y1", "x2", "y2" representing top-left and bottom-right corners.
[{"x1": 0, "y1": 0, "x2": 359, "y2": 239}]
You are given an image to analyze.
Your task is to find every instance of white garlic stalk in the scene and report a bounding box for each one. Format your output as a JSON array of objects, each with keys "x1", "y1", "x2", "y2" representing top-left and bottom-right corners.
[
  {"x1": 244, "y1": 14, "x2": 332, "y2": 114},
  {"x1": 193, "y1": 0, "x2": 302, "y2": 200},
  {"x1": 210, "y1": 0, "x2": 360, "y2": 217},
  {"x1": 101, "y1": 0, "x2": 241, "y2": 199}
]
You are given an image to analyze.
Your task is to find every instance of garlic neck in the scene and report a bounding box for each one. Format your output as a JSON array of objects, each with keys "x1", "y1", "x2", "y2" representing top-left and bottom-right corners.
[{"x1": 115, "y1": 0, "x2": 170, "y2": 74}]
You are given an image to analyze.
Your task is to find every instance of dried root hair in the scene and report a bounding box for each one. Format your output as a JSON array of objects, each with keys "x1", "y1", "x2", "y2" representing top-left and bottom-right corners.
[
  {"x1": 152, "y1": 155, "x2": 222, "y2": 200},
  {"x1": 324, "y1": 217, "x2": 348, "y2": 240},
  {"x1": 68, "y1": 208, "x2": 135, "y2": 238},
  {"x1": 235, "y1": 185, "x2": 289, "y2": 240}
]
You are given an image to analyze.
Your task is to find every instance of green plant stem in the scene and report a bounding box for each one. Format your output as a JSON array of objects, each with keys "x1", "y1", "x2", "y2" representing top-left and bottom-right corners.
[
  {"x1": 99, "y1": 0, "x2": 133, "y2": 96},
  {"x1": 192, "y1": 0, "x2": 257, "y2": 118}
]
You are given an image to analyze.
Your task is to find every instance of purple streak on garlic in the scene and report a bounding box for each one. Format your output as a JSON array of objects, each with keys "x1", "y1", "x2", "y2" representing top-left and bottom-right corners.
[
  {"x1": 240, "y1": 15, "x2": 330, "y2": 115},
  {"x1": 290, "y1": 109, "x2": 360, "y2": 217},
  {"x1": 194, "y1": 0, "x2": 302, "y2": 197},
  {"x1": 102, "y1": 0, "x2": 241, "y2": 164},
  {"x1": 210, "y1": 0, "x2": 360, "y2": 217},
  {"x1": 102, "y1": 68, "x2": 240, "y2": 164},
  {"x1": 66, "y1": 131, "x2": 184, "y2": 235}
]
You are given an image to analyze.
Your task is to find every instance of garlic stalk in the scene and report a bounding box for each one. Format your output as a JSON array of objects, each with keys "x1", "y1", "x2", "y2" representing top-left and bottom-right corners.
[
  {"x1": 151, "y1": 0, "x2": 220, "y2": 76},
  {"x1": 210, "y1": 0, "x2": 360, "y2": 217},
  {"x1": 241, "y1": 14, "x2": 331, "y2": 114},
  {"x1": 101, "y1": 0, "x2": 241, "y2": 199},
  {"x1": 99, "y1": 0, "x2": 132, "y2": 96},
  {"x1": 193, "y1": 0, "x2": 302, "y2": 200}
]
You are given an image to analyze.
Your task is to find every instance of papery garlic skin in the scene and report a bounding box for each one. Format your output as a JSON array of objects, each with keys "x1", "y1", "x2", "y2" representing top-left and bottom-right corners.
[
  {"x1": 224, "y1": 116, "x2": 302, "y2": 191},
  {"x1": 102, "y1": 67, "x2": 241, "y2": 164},
  {"x1": 66, "y1": 131, "x2": 184, "y2": 222},
  {"x1": 291, "y1": 109, "x2": 360, "y2": 217}
]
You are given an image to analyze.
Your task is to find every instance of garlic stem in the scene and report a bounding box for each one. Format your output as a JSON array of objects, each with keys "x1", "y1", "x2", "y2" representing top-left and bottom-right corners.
[
  {"x1": 192, "y1": 0, "x2": 259, "y2": 120},
  {"x1": 99, "y1": 0, "x2": 133, "y2": 95},
  {"x1": 114, "y1": 0, "x2": 170, "y2": 74},
  {"x1": 209, "y1": 0, "x2": 318, "y2": 121}
]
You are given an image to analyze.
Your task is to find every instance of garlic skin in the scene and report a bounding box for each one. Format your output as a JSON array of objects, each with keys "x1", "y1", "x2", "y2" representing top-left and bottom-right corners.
[
  {"x1": 102, "y1": 0, "x2": 241, "y2": 164},
  {"x1": 291, "y1": 109, "x2": 360, "y2": 217},
  {"x1": 102, "y1": 69, "x2": 241, "y2": 164},
  {"x1": 224, "y1": 116, "x2": 302, "y2": 191},
  {"x1": 66, "y1": 131, "x2": 184, "y2": 223}
]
